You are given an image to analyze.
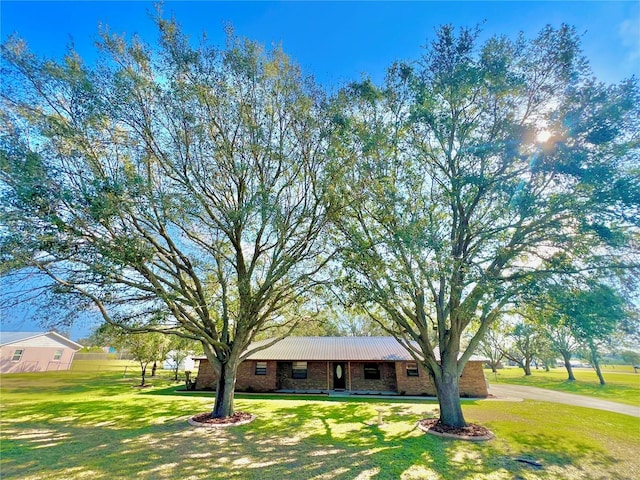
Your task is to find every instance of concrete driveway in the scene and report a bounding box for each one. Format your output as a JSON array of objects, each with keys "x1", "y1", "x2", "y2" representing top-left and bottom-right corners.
[{"x1": 489, "y1": 384, "x2": 640, "y2": 418}]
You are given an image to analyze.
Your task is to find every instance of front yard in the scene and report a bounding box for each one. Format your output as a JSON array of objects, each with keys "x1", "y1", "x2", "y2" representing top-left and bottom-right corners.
[{"x1": 1, "y1": 365, "x2": 639, "y2": 479}]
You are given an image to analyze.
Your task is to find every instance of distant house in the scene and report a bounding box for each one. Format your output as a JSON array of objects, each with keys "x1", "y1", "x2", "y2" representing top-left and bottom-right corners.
[
  {"x1": 163, "y1": 352, "x2": 197, "y2": 371},
  {"x1": 0, "y1": 331, "x2": 82, "y2": 373},
  {"x1": 194, "y1": 336, "x2": 488, "y2": 397}
]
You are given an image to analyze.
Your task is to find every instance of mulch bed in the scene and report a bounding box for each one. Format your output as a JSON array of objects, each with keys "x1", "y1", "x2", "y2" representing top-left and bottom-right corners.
[
  {"x1": 189, "y1": 411, "x2": 255, "y2": 428},
  {"x1": 418, "y1": 418, "x2": 494, "y2": 441}
]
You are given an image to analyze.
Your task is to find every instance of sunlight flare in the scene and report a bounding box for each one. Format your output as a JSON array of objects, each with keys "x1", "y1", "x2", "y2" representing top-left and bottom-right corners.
[{"x1": 536, "y1": 130, "x2": 552, "y2": 143}]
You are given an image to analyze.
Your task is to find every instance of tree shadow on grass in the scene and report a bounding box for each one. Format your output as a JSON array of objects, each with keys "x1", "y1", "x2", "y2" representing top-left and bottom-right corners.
[
  {"x1": 2, "y1": 390, "x2": 632, "y2": 480},
  {"x1": 500, "y1": 431, "x2": 621, "y2": 479},
  {"x1": 2, "y1": 419, "x2": 627, "y2": 480},
  {"x1": 227, "y1": 400, "x2": 625, "y2": 479},
  {"x1": 0, "y1": 392, "x2": 211, "y2": 431},
  {"x1": 150, "y1": 389, "x2": 630, "y2": 479}
]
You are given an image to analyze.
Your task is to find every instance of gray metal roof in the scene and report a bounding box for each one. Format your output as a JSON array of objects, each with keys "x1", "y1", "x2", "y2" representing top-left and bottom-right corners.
[
  {"x1": 245, "y1": 336, "x2": 413, "y2": 361},
  {"x1": 0, "y1": 331, "x2": 82, "y2": 349},
  {"x1": 239, "y1": 336, "x2": 486, "y2": 362},
  {"x1": 0, "y1": 331, "x2": 44, "y2": 346}
]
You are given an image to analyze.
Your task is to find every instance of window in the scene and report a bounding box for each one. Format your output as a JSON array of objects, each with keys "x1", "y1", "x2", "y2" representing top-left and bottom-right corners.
[
  {"x1": 292, "y1": 361, "x2": 308, "y2": 379},
  {"x1": 255, "y1": 361, "x2": 267, "y2": 375},
  {"x1": 406, "y1": 362, "x2": 419, "y2": 377},
  {"x1": 53, "y1": 350, "x2": 63, "y2": 361},
  {"x1": 11, "y1": 349, "x2": 23, "y2": 362},
  {"x1": 363, "y1": 363, "x2": 380, "y2": 380}
]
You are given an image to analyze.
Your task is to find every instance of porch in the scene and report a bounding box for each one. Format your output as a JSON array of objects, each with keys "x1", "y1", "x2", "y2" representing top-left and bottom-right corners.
[
  {"x1": 275, "y1": 360, "x2": 398, "y2": 393},
  {"x1": 273, "y1": 388, "x2": 401, "y2": 396}
]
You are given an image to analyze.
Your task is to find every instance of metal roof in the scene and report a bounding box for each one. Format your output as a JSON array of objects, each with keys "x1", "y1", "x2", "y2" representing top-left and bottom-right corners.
[
  {"x1": 0, "y1": 331, "x2": 83, "y2": 350},
  {"x1": 0, "y1": 332, "x2": 43, "y2": 346},
  {"x1": 245, "y1": 336, "x2": 413, "y2": 361},
  {"x1": 236, "y1": 336, "x2": 486, "y2": 362}
]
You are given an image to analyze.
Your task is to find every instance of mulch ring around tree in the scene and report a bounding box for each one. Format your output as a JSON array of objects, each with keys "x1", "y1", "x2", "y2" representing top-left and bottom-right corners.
[
  {"x1": 188, "y1": 411, "x2": 256, "y2": 428},
  {"x1": 417, "y1": 418, "x2": 494, "y2": 441}
]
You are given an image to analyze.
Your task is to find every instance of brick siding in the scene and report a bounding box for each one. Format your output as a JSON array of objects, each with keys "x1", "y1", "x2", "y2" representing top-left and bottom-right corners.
[
  {"x1": 194, "y1": 360, "x2": 278, "y2": 391},
  {"x1": 395, "y1": 361, "x2": 436, "y2": 395},
  {"x1": 277, "y1": 361, "x2": 329, "y2": 390},
  {"x1": 395, "y1": 361, "x2": 488, "y2": 397},
  {"x1": 195, "y1": 358, "x2": 488, "y2": 397},
  {"x1": 459, "y1": 362, "x2": 489, "y2": 397},
  {"x1": 194, "y1": 358, "x2": 216, "y2": 390},
  {"x1": 349, "y1": 362, "x2": 397, "y2": 391}
]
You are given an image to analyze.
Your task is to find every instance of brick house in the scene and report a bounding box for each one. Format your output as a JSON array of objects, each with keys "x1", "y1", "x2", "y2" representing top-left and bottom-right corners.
[{"x1": 194, "y1": 336, "x2": 488, "y2": 397}]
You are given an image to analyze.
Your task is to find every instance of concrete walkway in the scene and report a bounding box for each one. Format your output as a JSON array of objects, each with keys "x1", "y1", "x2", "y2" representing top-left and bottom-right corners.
[{"x1": 489, "y1": 384, "x2": 640, "y2": 418}]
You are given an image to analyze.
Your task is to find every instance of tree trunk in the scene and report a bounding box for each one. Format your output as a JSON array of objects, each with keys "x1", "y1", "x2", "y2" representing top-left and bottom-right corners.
[
  {"x1": 433, "y1": 361, "x2": 467, "y2": 428},
  {"x1": 594, "y1": 362, "x2": 606, "y2": 386},
  {"x1": 140, "y1": 365, "x2": 146, "y2": 387},
  {"x1": 151, "y1": 361, "x2": 157, "y2": 377},
  {"x1": 562, "y1": 352, "x2": 576, "y2": 381},
  {"x1": 522, "y1": 359, "x2": 532, "y2": 376},
  {"x1": 589, "y1": 346, "x2": 606, "y2": 386},
  {"x1": 211, "y1": 362, "x2": 238, "y2": 418}
]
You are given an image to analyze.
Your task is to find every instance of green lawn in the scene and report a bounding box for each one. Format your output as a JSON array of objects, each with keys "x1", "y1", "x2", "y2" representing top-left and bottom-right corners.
[
  {"x1": 487, "y1": 366, "x2": 640, "y2": 406},
  {"x1": 1, "y1": 363, "x2": 639, "y2": 480}
]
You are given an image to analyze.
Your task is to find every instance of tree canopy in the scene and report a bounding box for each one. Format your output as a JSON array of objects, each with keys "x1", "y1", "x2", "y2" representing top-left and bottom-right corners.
[
  {"x1": 329, "y1": 24, "x2": 639, "y2": 426},
  {"x1": 543, "y1": 280, "x2": 632, "y2": 384},
  {"x1": 1, "y1": 19, "x2": 638, "y2": 427},
  {"x1": 1, "y1": 17, "x2": 337, "y2": 417}
]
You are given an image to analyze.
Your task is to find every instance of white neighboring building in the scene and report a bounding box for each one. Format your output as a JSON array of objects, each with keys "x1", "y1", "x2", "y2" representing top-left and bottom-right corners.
[
  {"x1": 163, "y1": 351, "x2": 196, "y2": 372},
  {"x1": 0, "y1": 331, "x2": 82, "y2": 373}
]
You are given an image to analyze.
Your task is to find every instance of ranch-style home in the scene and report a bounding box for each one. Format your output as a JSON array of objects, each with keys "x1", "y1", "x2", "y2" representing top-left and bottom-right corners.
[
  {"x1": 0, "y1": 331, "x2": 82, "y2": 374},
  {"x1": 194, "y1": 336, "x2": 489, "y2": 397}
]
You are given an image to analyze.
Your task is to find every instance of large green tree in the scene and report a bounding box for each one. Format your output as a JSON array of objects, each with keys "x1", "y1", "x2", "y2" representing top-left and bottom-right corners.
[
  {"x1": 501, "y1": 319, "x2": 547, "y2": 376},
  {"x1": 476, "y1": 320, "x2": 507, "y2": 374},
  {"x1": 521, "y1": 272, "x2": 638, "y2": 382},
  {"x1": 551, "y1": 281, "x2": 629, "y2": 385},
  {"x1": 330, "y1": 25, "x2": 639, "y2": 427},
  {"x1": 543, "y1": 323, "x2": 581, "y2": 380},
  {"x1": 522, "y1": 284, "x2": 586, "y2": 381},
  {"x1": 1, "y1": 17, "x2": 336, "y2": 418}
]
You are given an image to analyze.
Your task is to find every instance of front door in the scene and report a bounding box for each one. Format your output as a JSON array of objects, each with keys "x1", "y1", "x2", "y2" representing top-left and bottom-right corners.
[{"x1": 333, "y1": 362, "x2": 346, "y2": 390}]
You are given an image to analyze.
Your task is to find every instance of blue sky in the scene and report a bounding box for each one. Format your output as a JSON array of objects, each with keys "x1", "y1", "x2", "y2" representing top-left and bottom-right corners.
[
  {"x1": 2, "y1": 1, "x2": 639, "y2": 86},
  {"x1": 1, "y1": 1, "x2": 639, "y2": 339}
]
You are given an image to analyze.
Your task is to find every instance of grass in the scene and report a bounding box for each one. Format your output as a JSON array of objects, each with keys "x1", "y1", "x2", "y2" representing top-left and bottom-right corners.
[
  {"x1": 1, "y1": 362, "x2": 639, "y2": 480},
  {"x1": 486, "y1": 366, "x2": 640, "y2": 406}
]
